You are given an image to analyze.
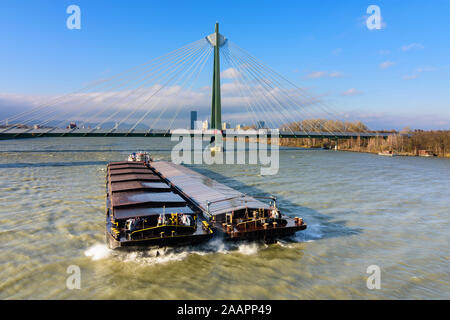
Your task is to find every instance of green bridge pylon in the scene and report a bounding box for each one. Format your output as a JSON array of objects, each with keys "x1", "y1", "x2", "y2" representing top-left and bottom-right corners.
[{"x1": 206, "y1": 22, "x2": 227, "y2": 131}]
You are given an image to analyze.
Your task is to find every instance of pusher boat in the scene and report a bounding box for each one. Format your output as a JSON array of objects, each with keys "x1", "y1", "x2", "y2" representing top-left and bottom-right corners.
[
  {"x1": 105, "y1": 158, "x2": 213, "y2": 250},
  {"x1": 207, "y1": 196, "x2": 306, "y2": 243}
]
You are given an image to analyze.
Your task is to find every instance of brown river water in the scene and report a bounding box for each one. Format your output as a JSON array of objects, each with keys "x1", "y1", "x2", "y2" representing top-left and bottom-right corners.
[{"x1": 0, "y1": 137, "x2": 449, "y2": 299}]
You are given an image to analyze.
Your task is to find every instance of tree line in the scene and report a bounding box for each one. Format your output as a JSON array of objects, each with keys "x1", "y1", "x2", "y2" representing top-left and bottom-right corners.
[{"x1": 279, "y1": 120, "x2": 450, "y2": 157}]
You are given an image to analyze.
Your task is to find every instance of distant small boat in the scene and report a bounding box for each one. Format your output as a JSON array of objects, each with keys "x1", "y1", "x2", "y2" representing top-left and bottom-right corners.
[
  {"x1": 127, "y1": 151, "x2": 152, "y2": 163},
  {"x1": 378, "y1": 150, "x2": 397, "y2": 157},
  {"x1": 418, "y1": 150, "x2": 436, "y2": 157}
]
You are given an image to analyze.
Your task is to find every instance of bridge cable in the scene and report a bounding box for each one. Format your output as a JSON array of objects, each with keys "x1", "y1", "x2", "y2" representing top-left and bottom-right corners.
[
  {"x1": 165, "y1": 45, "x2": 214, "y2": 133},
  {"x1": 59, "y1": 39, "x2": 207, "y2": 131},
  {"x1": 229, "y1": 42, "x2": 351, "y2": 134},
  {"x1": 70, "y1": 40, "x2": 209, "y2": 133},
  {"x1": 221, "y1": 46, "x2": 280, "y2": 130},
  {"x1": 227, "y1": 42, "x2": 341, "y2": 137},
  {"x1": 35, "y1": 39, "x2": 207, "y2": 133},
  {"x1": 108, "y1": 41, "x2": 209, "y2": 133},
  {"x1": 223, "y1": 46, "x2": 304, "y2": 135},
  {"x1": 133, "y1": 43, "x2": 212, "y2": 132},
  {"x1": 229, "y1": 41, "x2": 370, "y2": 137},
  {"x1": 219, "y1": 45, "x2": 260, "y2": 128},
  {"x1": 0, "y1": 38, "x2": 205, "y2": 129}
]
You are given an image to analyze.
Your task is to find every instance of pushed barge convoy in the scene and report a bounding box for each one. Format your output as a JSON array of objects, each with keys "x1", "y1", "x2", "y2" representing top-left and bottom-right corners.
[{"x1": 105, "y1": 153, "x2": 307, "y2": 249}]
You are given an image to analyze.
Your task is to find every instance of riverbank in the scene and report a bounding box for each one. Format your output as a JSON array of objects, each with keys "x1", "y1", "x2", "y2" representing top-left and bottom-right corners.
[{"x1": 279, "y1": 130, "x2": 450, "y2": 158}]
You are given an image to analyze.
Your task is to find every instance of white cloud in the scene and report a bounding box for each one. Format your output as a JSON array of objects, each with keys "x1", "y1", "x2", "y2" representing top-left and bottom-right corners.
[
  {"x1": 345, "y1": 110, "x2": 450, "y2": 130},
  {"x1": 332, "y1": 48, "x2": 342, "y2": 55},
  {"x1": 379, "y1": 60, "x2": 395, "y2": 70},
  {"x1": 221, "y1": 67, "x2": 241, "y2": 79},
  {"x1": 329, "y1": 72, "x2": 344, "y2": 78},
  {"x1": 402, "y1": 67, "x2": 437, "y2": 80},
  {"x1": 3, "y1": 89, "x2": 449, "y2": 130},
  {"x1": 378, "y1": 49, "x2": 390, "y2": 55},
  {"x1": 306, "y1": 71, "x2": 327, "y2": 79},
  {"x1": 342, "y1": 88, "x2": 362, "y2": 96},
  {"x1": 401, "y1": 43, "x2": 424, "y2": 52},
  {"x1": 416, "y1": 67, "x2": 436, "y2": 73},
  {"x1": 0, "y1": 83, "x2": 327, "y2": 129},
  {"x1": 305, "y1": 71, "x2": 344, "y2": 79},
  {"x1": 402, "y1": 75, "x2": 418, "y2": 81}
]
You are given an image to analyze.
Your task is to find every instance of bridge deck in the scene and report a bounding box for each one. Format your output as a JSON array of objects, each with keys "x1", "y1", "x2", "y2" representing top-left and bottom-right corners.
[{"x1": 0, "y1": 128, "x2": 394, "y2": 139}]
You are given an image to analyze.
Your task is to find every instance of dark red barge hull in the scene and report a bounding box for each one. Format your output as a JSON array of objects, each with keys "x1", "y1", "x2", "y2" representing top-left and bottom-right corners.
[{"x1": 105, "y1": 161, "x2": 214, "y2": 249}]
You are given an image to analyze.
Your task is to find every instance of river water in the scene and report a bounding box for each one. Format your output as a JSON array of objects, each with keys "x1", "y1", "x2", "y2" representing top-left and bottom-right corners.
[{"x1": 0, "y1": 137, "x2": 448, "y2": 299}]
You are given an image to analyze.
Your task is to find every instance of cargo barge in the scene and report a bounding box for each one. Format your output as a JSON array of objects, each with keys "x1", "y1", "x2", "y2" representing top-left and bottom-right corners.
[{"x1": 105, "y1": 154, "x2": 214, "y2": 249}]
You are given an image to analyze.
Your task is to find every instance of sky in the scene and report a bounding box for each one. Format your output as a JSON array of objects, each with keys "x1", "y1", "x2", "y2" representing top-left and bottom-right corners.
[{"x1": 0, "y1": 0, "x2": 449, "y2": 130}]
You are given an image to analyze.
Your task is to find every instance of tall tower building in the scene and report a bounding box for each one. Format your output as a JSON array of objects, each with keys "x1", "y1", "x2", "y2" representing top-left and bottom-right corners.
[{"x1": 190, "y1": 111, "x2": 198, "y2": 130}]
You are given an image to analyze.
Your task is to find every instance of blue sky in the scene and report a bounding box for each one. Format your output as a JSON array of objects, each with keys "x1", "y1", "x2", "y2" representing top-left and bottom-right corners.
[{"x1": 0, "y1": 0, "x2": 449, "y2": 129}]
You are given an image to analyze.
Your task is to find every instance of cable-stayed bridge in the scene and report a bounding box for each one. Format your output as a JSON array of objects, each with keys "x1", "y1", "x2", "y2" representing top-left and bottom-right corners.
[{"x1": 0, "y1": 23, "x2": 393, "y2": 141}]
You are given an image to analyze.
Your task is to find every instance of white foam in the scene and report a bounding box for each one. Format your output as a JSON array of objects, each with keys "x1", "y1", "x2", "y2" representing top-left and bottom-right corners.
[
  {"x1": 202, "y1": 238, "x2": 229, "y2": 254},
  {"x1": 276, "y1": 240, "x2": 289, "y2": 247},
  {"x1": 115, "y1": 238, "x2": 244, "y2": 266},
  {"x1": 84, "y1": 243, "x2": 111, "y2": 261},
  {"x1": 237, "y1": 243, "x2": 259, "y2": 255},
  {"x1": 86, "y1": 237, "x2": 263, "y2": 266},
  {"x1": 119, "y1": 247, "x2": 190, "y2": 266}
]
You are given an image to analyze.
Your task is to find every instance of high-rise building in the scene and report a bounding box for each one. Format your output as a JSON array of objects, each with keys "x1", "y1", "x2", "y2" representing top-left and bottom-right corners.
[
  {"x1": 222, "y1": 122, "x2": 231, "y2": 130},
  {"x1": 256, "y1": 121, "x2": 266, "y2": 129},
  {"x1": 194, "y1": 120, "x2": 203, "y2": 130},
  {"x1": 190, "y1": 111, "x2": 198, "y2": 130},
  {"x1": 202, "y1": 120, "x2": 209, "y2": 131}
]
